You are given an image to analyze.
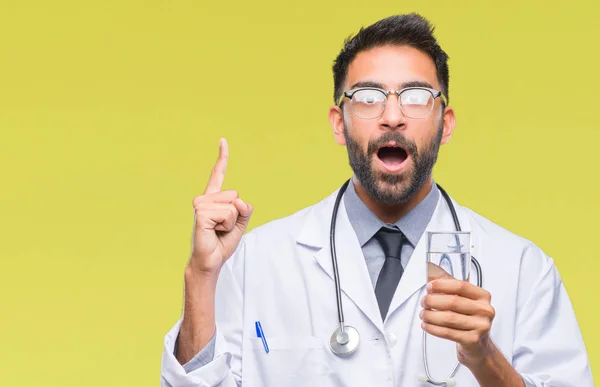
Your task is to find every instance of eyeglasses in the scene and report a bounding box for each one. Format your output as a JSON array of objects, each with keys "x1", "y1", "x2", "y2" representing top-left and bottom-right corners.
[{"x1": 337, "y1": 87, "x2": 447, "y2": 120}]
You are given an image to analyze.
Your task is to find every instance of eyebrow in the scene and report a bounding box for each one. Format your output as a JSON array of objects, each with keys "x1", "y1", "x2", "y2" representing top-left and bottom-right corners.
[{"x1": 349, "y1": 80, "x2": 435, "y2": 90}]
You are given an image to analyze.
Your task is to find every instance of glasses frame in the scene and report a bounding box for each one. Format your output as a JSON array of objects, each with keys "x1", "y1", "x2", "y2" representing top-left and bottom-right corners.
[{"x1": 336, "y1": 86, "x2": 448, "y2": 120}]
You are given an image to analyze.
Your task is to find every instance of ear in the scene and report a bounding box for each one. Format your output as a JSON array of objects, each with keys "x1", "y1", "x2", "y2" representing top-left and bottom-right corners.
[
  {"x1": 329, "y1": 105, "x2": 346, "y2": 146},
  {"x1": 440, "y1": 105, "x2": 456, "y2": 145}
]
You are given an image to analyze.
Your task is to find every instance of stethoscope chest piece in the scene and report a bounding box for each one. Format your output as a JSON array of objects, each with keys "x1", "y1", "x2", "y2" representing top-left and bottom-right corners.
[{"x1": 329, "y1": 325, "x2": 360, "y2": 356}]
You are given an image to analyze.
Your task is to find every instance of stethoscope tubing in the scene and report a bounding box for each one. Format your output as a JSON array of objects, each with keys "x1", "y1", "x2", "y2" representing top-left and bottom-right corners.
[{"x1": 330, "y1": 179, "x2": 351, "y2": 330}]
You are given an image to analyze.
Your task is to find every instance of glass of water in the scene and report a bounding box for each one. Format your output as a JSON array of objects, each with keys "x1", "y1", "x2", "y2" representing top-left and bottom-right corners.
[
  {"x1": 426, "y1": 232, "x2": 471, "y2": 282},
  {"x1": 423, "y1": 232, "x2": 471, "y2": 381}
]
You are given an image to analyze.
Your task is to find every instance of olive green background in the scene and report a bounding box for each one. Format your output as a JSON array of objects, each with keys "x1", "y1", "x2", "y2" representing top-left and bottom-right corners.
[{"x1": 1, "y1": 0, "x2": 597, "y2": 385}]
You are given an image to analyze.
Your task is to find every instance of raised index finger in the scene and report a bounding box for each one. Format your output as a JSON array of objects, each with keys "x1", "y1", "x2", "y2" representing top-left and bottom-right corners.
[{"x1": 204, "y1": 138, "x2": 229, "y2": 194}]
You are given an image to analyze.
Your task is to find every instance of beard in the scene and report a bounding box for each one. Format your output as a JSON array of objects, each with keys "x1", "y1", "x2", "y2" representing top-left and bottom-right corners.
[{"x1": 343, "y1": 122, "x2": 444, "y2": 204}]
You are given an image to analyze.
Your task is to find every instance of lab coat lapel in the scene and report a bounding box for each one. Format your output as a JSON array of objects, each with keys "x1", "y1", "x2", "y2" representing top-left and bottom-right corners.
[
  {"x1": 385, "y1": 193, "x2": 454, "y2": 319},
  {"x1": 298, "y1": 191, "x2": 384, "y2": 332}
]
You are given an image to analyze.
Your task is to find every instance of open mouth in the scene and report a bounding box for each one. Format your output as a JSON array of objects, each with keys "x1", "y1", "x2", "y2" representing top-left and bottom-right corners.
[{"x1": 376, "y1": 141, "x2": 409, "y2": 171}]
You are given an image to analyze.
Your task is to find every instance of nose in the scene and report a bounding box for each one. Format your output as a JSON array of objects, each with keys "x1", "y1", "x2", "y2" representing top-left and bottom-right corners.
[{"x1": 379, "y1": 94, "x2": 406, "y2": 130}]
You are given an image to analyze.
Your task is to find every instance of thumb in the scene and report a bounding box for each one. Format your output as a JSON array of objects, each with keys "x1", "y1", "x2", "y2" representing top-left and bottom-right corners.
[
  {"x1": 427, "y1": 262, "x2": 453, "y2": 282},
  {"x1": 233, "y1": 198, "x2": 253, "y2": 229}
]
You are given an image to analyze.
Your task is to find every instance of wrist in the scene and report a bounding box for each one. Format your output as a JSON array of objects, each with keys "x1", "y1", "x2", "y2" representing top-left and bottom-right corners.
[
  {"x1": 183, "y1": 266, "x2": 219, "y2": 308},
  {"x1": 460, "y1": 336, "x2": 494, "y2": 369},
  {"x1": 464, "y1": 340, "x2": 524, "y2": 387},
  {"x1": 184, "y1": 264, "x2": 220, "y2": 286}
]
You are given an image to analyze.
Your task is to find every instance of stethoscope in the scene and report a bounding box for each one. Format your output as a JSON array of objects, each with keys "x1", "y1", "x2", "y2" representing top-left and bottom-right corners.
[{"x1": 328, "y1": 179, "x2": 483, "y2": 386}]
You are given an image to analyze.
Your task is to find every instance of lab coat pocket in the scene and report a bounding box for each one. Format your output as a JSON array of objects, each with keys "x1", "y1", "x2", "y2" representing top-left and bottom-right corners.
[{"x1": 242, "y1": 336, "x2": 334, "y2": 387}]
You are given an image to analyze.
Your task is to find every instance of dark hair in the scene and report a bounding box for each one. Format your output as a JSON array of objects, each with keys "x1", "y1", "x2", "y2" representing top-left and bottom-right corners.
[{"x1": 332, "y1": 13, "x2": 450, "y2": 105}]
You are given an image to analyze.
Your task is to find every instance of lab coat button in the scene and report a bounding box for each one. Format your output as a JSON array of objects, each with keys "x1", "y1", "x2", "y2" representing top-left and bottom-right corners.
[{"x1": 386, "y1": 332, "x2": 397, "y2": 347}]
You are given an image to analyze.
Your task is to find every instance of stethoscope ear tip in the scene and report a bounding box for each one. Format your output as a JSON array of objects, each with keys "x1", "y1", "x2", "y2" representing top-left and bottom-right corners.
[
  {"x1": 417, "y1": 373, "x2": 428, "y2": 383},
  {"x1": 447, "y1": 378, "x2": 457, "y2": 387}
]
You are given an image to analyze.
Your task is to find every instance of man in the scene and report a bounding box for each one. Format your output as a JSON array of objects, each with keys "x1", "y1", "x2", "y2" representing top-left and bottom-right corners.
[{"x1": 161, "y1": 14, "x2": 592, "y2": 386}]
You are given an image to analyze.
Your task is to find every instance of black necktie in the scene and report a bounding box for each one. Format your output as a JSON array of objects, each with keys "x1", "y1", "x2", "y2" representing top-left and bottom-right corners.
[{"x1": 374, "y1": 227, "x2": 406, "y2": 320}]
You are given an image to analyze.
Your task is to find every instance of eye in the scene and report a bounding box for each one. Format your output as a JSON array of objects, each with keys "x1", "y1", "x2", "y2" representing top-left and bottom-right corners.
[
  {"x1": 401, "y1": 89, "x2": 431, "y2": 105},
  {"x1": 353, "y1": 90, "x2": 385, "y2": 104}
]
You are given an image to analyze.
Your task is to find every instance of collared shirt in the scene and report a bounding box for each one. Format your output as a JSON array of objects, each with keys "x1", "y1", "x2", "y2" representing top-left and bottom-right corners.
[
  {"x1": 343, "y1": 179, "x2": 440, "y2": 286},
  {"x1": 180, "y1": 178, "x2": 439, "y2": 372}
]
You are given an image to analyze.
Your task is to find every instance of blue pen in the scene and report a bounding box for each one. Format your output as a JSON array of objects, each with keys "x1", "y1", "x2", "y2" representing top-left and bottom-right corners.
[{"x1": 255, "y1": 321, "x2": 269, "y2": 353}]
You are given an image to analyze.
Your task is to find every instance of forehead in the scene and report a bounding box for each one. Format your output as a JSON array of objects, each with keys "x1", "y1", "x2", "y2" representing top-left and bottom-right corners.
[{"x1": 345, "y1": 45, "x2": 439, "y2": 90}]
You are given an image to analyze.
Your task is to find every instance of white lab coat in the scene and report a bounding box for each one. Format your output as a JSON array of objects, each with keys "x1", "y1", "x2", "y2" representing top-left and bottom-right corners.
[{"x1": 161, "y1": 187, "x2": 593, "y2": 386}]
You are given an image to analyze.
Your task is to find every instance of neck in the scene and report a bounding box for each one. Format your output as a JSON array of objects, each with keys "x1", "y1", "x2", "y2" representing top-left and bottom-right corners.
[{"x1": 352, "y1": 176, "x2": 433, "y2": 224}]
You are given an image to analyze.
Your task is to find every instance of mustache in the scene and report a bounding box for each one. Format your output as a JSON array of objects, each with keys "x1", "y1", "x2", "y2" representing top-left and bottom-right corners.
[{"x1": 366, "y1": 131, "x2": 418, "y2": 156}]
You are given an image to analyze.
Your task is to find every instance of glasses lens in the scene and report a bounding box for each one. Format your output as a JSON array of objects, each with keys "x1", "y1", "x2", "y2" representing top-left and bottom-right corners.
[
  {"x1": 351, "y1": 89, "x2": 385, "y2": 119},
  {"x1": 399, "y1": 88, "x2": 434, "y2": 118}
]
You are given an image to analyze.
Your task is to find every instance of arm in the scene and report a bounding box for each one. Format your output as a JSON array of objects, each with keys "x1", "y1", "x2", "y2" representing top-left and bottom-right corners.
[
  {"x1": 160, "y1": 138, "x2": 253, "y2": 386},
  {"x1": 421, "y1": 246, "x2": 593, "y2": 386},
  {"x1": 161, "y1": 250, "x2": 246, "y2": 387},
  {"x1": 175, "y1": 333, "x2": 216, "y2": 373},
  {"x1": 176, "y1": 269, "x2": 219, "y2": 365},
  {"x1": 511, "y1": 247, "x2": 593, "y2": 386},
  {"x1": 462, "y1": 342, "x2": 524, "y2": 387}
]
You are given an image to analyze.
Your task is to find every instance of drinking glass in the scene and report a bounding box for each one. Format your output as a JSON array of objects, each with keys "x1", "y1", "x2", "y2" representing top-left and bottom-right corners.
[{"x1": 427, "y1": 231, "x2": 471, "y2": 282}]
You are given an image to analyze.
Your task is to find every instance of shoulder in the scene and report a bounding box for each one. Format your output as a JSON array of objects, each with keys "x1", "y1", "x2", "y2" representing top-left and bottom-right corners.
[
  {"x1": 461, "y1": 205, "x2": 532, "y2": 248},
  {"x1": 247, "y1": 206, "x2": 312, "y2": 240},
  {"x1": 457, "y1": 202, "x2": 557, "y2": 276},
  {"x1": 456, "y1": 203, "x2": 564, "y2": 302},
  {"x1": 223, "y1": 189, "x2": 336, "y2": 278},
  {"x1": 240, "y1": 188, "x2": 337, "y2": 248}
]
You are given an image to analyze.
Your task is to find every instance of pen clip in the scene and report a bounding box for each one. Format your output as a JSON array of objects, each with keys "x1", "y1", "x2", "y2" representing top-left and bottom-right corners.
[{"x1": 255, "y1": 321, "x2": 261, "y2": 337}]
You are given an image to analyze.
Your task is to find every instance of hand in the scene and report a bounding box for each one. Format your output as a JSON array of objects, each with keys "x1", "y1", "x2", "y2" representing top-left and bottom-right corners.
[
  {"x1": 188, "y1": 138, "x2": 253, "y2": 276},
  {"x1": 420, "y1": 278, "x2": 496, "y2": 368}
]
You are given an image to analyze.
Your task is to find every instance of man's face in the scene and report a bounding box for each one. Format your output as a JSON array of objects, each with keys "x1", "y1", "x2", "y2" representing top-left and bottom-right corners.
[{"x1": 331, "y1": 45, "x2": 453, "y2": 204}]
